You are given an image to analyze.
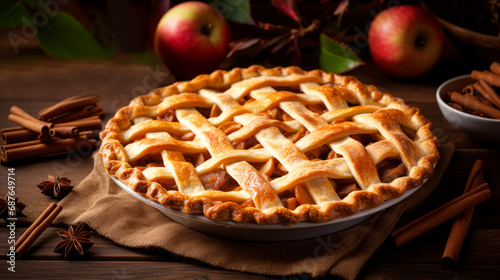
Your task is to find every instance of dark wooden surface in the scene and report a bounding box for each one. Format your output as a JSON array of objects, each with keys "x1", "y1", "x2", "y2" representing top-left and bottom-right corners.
[{"x1": 0, "y1": 42, "x2": 499, "y2": 279}]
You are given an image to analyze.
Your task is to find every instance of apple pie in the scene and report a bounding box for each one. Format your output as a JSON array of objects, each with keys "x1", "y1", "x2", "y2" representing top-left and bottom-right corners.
[{"x1": 100, "y1": 65, "x2": 439, "y2": 225}]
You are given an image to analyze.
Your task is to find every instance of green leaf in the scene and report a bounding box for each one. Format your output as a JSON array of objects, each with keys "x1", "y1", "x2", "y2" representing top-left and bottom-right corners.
[
  {"x1": 36, "y1": 12, "x2": 112, "y2": 60},
  {"x1": 0, "y1": 0, "x2": 33, "y2": 28},
  {"x1": 208, "y1": 0, "x2": 254, "y2": 24},
  {"x1": 319, "y1": 33, "x2": 364, "y2": 73}
]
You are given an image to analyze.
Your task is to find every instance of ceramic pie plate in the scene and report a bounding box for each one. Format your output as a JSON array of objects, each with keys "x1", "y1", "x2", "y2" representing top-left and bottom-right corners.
[{"x1": 112, "y1": 174, "x2": 431, "y2": 242}]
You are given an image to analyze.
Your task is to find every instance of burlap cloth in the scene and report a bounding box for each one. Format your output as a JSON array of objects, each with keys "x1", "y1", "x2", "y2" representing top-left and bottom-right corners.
[{"x1": 54, "y1": 142, "x2": 454, "y2": 279}]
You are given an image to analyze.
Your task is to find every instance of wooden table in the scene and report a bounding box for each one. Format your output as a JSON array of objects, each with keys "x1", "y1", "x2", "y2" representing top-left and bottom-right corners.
[{"x1": 0, "y1": 50, "x2": 499, "y2": 279}]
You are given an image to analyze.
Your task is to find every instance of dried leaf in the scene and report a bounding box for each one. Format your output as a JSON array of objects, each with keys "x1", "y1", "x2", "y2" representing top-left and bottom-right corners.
[
  {"x1": 333, "y1": 0, "x2": 349, "y2": 16},
  {"x1": 255, "y1": 34, "x2": 292, "y2": 62},
  {"x1": 271, "y1": 0, "x2": 301, "y2": 24},
  {"x1": 228, "y1": 38, "x2": 261, "y2": 57}
]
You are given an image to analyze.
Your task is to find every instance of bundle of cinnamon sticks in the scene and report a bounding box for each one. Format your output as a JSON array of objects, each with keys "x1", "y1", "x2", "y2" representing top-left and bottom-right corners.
[
  {"x1": 447, "y1": 62, "x2": 500, "y2": 119},
  {"x1": 1, "y1": 95, "x2": 103, "y2": 163},
  {"x1": 390, "y1": 159, "x2": 491, "y2": 266}
]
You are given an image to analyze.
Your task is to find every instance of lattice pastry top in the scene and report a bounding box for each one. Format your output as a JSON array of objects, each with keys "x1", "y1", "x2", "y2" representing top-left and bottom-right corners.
[{"x1": 100, "y1": 65, "x2": 439, "y2": 225}]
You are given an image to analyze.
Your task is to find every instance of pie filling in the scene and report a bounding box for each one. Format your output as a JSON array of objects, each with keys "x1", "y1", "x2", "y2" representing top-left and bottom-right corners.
[{"x1": 100, "y1": 66, "x2": 439, "y2": 225}]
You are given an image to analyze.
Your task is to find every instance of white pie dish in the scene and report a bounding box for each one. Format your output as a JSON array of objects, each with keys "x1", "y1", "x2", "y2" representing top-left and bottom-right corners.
[
  {"x1": 436, "y1": 74, "x2": 500, "y2": 142},
  {"x1": 112, "y1": 176, "x2": 428, "y2": 241},
  {"x1": 100, "y1": 65, "x2": 440, "y2": 235}
]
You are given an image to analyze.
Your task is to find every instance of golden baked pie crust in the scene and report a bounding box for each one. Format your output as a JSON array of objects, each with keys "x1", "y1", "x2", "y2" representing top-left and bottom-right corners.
[{"x1": 100, "y1": 65, "x2": 439, "y2": 225}]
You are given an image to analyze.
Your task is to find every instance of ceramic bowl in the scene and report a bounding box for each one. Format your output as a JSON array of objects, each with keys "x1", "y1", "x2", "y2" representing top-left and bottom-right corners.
[{"x1": 436, "y1": 74, "x2": 500, "y2": 142}]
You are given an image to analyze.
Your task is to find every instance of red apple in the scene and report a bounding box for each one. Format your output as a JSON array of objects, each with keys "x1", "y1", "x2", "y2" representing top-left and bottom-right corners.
[
  {"x1": 368, "y1": 5, "x2": 444, "y2": 78},
  {"x1": 154, "y1": 1, "x2": 231, "y2": 79}
]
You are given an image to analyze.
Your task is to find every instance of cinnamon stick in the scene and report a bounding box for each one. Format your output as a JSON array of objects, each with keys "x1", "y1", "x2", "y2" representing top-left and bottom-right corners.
[
  {"x1": 1, "y1": 139, "x2": 43, "y2": 151},
  {"x1": 10, "y1": 106, "x2": 55, "y2": 137},
  {"x1": 50, "y1": 105, "x2": 103, "y2": 123},
  {"x1": 38, "y1": 95, "x2": 99, "y2": 121},
  {"x1": 8, "y1": 113, "x2": 51, "y2": 135},
  {"x1": 477, "y1": 80, "x2": 500, "y2": 109},
  {"x1": 474, "y1": 83, "x2": 498, "y2": 109},
  {"x1": 37, "y1": 133, "x2": 51, "y2": 142},
  {"x1": 390, "y1": 183, "x2": 491, "y2": 248},
  {"x1": 471, "y1": 70, "x2": 500, "y2": 88},
  {"x1": 14, "y1": 203, "x2": 56, "y2": 249},
  {"x1": 14, "y1": 203, "x2": 62, "y2": 258},
  {"x1": 489, "y1": 61, "x2": 500, "y2": 76},
  {"x1": 1, "y1": 129, "x2": 41, "y2": 144},
  {"x1": 2, "y1": 116, "x2": 100, "y2": 144},
  {"x1": 0, "y1": 115, "x2": 102, "y2": 135},
  {"x1": 442, "y1": 160, "x2": 484, "y2": 266},
  {"x1": 0, "y1": 126, "x2": 24, "y2": 133},
  {"x1": 54, "y1": 116, "x2": 102, "y2": 131},
  {"x1": 79, "y1": 130, "x2": 94, "y2": 137},
  {"x1": 10, "y1": 106, "x2": 53, "y2": 128},
  {"x1": 449, "y1": 91, "x2": 500, "y2": 119},
  {"x1": 1, "y1": 137, "x2": 97, "y2": 163},
  {"x1": 51, "y1": 126, "x2": 79, "y2": 138}
]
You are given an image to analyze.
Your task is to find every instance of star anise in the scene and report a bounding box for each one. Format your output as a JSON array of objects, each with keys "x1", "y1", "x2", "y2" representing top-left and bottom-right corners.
[
  {"x1": 37, "y1": 175, "x2": 73, "y2": 199},
  {"x1": 0, "y1": 195, "x2": 26, "y2": 220},
  {"x1": 54, "y1": 223, "x2": 94, "y2": 258}
]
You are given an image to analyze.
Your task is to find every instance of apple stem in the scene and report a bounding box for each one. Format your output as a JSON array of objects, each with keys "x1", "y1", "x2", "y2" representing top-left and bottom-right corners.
[
  {"x1": 201, "y1": 23, "x2": 213, "y2": 36},
  {"x1": 415, "y1": 37, "x2": 426, "y2": 48}
]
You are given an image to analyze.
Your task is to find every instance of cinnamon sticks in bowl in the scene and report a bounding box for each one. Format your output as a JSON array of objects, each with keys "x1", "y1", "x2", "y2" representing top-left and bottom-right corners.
[
  {"x1": 436, "y1": 63, "x2": 500, "y2": 142},
  {"x1": 447, "y1": 62, "x2": 500, "y2": 120},
  {"x1": 1, "y1": 95, "x2": 103, "y2": 163}
]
